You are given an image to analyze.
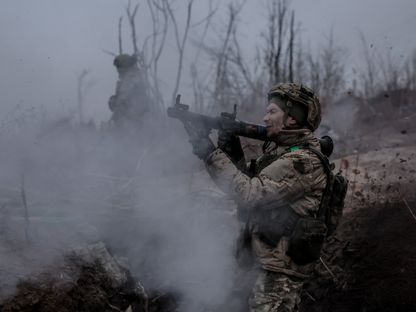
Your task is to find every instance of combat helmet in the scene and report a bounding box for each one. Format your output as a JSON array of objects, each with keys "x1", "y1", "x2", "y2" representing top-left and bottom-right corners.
[
  {"x1": 113, "y1": 54, "x2": 137, "y2": 69},
  {"x1": 267, "y1": 83, "x2": 321, "y2": 131}
]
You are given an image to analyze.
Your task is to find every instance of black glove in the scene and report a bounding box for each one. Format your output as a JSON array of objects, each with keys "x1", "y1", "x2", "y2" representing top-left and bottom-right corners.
[
  {"x1": 189, "y1": 135, "x2": 215, "y2": 160},
  {"x1": 217, "y1": 129, "x2": 244, "y2": 163}
]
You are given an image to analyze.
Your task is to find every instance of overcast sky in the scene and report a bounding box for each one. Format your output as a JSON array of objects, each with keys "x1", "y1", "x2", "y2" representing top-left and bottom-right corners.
[{"x1": 0, "y1": 0, "x2": 415, "y2": 123}]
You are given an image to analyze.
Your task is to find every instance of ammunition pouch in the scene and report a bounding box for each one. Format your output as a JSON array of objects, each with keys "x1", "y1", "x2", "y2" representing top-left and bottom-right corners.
[
  {"x1": 256, "y1": 206, "x2": 299, "y2": 246},
  {"x1": 235, "y1": 204, "x2": 299, "y2": 269},
  {"x1": 236, "y1": 204, "x2": 327, "y2": 268},
  {"x1": 287, "y1": 217, "x2": 327, "y2": 265}
]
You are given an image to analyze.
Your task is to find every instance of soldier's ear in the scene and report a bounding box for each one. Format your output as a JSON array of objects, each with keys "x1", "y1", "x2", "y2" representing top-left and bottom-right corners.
[{"x1": 285, "y1": 115, "x2": 297, "y2": 127}]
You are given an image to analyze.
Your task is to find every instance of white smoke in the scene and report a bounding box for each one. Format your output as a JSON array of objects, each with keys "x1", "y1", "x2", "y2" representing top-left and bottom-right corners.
[{"x1": 0, "y1": 109, "x2": 241, "y2": 310}]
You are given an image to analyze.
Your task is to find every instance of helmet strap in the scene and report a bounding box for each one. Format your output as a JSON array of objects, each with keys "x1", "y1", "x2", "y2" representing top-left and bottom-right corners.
[{"x1": 282, "y1": 100, "x2": 293, "y2": 128}]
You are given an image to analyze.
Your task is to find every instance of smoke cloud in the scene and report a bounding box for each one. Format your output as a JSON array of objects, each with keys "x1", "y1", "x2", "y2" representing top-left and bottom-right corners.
[{"x1": 0, "y1": 111, "x2": 241, "y2": 310}]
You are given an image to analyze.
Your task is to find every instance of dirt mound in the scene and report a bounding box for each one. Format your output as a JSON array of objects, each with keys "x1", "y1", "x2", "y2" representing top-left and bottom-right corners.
[
  {"x1": 301, "y1": 199, "x2": 416, "y2": 312},
  {"x1": 2, "y1": 142, "x2": 415, "y2": 312},
  {"x1": 0, "y1": 243, "x2": 147, "y2": 312}
]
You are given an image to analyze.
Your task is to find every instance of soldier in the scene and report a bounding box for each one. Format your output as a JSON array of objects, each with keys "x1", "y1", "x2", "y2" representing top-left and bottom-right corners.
[
  {"x1": 189, "y1": 83, "x2": 327, "y2": 312},
  {"x1": 109, "y1": 54, "x2": 151, "y2": 131}
]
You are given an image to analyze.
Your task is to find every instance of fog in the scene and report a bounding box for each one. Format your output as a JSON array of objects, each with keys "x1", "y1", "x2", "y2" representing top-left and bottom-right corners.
[
  {"x1": 1, "y1": 0, "x2": 415, "y2": 122},
  {"x1": 0, "y1": 113, "x2": 242, "y2": 310},
  {"x1": 0, "y1": 0, "x2": 415, "y2": 310}
]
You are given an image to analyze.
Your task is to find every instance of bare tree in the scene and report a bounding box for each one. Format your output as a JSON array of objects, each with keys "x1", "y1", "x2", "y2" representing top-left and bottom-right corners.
[
  {"x1": 404, "y1": 50, "x2": 416, "y2": 91},
  {"x1": 262, "y1": 0, "x2": 292, "y2": 85},
  {"x1": 166, "y1": 0, "x2": 194, "y2": 105},
  {"x1": 118, "y1": 17, "x2": 123, "y2": 54},
  {"x1": 288, "y1": 10, "x2": 295, "y2": 82},
  {"x1": 319, "y1": 30, "x2": 346, "y2": 107},
  {"x1": 298, "y1": 30, "x2": 347, "y2": 110},
  {"x1": 378, "y1": 47, "x2": 401, "y2": 92},
  {"x1": 358, "y1": 33, "x2": 380, "y2": 98},
  {"x1": 213, "y1": 3, "x2": 238, "y2": 111},
  {"x1": 190, "y1": 0, "x2": 217, "y2": 112},
  {"x1": 146, "y1": 0, "x2": 169, "y2": 113},
  {"x1": 77, "y1": 70, "x2": 94, "y2": 124},
  {"x1": 306, "y1": 51, "x2": 321, "y2": 97},
  {"x1": 356, "y1": 33, "x2": 413, "y2": 98},
  {"x1": 293, "y1": 37, "x2": 306, "y2": 83},
  {"x1": 198, "y1": 0, "x2": 302, "y2": 117}
]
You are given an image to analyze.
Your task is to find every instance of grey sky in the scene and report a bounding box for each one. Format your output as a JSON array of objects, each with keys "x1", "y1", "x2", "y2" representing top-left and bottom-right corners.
[{"x1": 0, "y1": 0, "x2": 415, "y2": 123}]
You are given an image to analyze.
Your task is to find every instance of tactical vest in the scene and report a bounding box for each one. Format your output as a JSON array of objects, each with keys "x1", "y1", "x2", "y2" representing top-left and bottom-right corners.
[{"x1": 240, "y1": 144, "x2": 348, "y2": 265}]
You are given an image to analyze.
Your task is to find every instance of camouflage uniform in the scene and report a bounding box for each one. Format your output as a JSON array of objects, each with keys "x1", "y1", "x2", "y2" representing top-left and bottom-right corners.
[
  {"x1": 109, "y1": 54, "x2": 151, "y2": 130},
  {"x1": 205, "y1": 129, "x2": 326, "y2": 312}
]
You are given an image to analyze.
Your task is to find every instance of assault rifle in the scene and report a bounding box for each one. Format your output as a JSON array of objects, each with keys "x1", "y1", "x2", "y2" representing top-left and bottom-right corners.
[{"x1": 167, "y1": 94, "x2": 333, "y2": 157}]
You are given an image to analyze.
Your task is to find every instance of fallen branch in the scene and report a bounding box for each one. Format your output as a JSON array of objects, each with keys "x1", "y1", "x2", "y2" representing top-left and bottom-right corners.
[
  {"x1": 403, "y1": 198, "x2": 416, "y2": 224},
  {"x1": 319, "y1": 257, "x2": 336, "y2": 280},
  {"x1": 303, "y1": 290, "x2": 316, "y2": 302},
  {"x1": 103, "y1": 148, "x2": 149, "y2": 201},
  {"x1": 20, "y1": 174, "x2": 31, "y2": 243}
]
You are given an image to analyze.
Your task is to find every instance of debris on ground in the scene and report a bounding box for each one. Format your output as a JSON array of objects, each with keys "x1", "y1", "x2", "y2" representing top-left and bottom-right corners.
[{"x1": 0, "y1": 242, "x2": 147, "y2": 312}]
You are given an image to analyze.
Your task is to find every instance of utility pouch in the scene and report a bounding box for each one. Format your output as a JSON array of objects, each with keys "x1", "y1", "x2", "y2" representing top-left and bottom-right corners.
[{"x1": 287, "y1": 217, "x2": 327, "y2": 265}]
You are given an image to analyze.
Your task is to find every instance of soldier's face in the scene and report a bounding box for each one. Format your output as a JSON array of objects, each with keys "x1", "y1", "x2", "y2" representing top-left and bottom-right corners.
[{"x1": 263, "y1": 102, "x2": 285, "y2": 138}]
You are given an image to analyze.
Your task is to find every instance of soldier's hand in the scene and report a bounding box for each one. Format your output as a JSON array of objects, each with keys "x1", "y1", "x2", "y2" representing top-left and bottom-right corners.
[
  {"x1": 189, "y1": 136, "x2": 215, "y2": 160},
  {"x1": 217, "y1": 129, "x2": 244, "y2": 163}
]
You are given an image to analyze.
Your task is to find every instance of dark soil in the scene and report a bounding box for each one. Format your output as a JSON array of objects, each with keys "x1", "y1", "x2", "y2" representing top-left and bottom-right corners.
[
  {"x1": 301, "y1": 200, "x2": 416, "y2": 312},
  {"x1": 2, "y1": 202, "x2": 415, "y2": 312},
  {"x1": 147, "y1": 291, "x2": 180, "y2": 312},
  {"x1": 0, "y1": 255, "x2": 146, "y2": 312}
]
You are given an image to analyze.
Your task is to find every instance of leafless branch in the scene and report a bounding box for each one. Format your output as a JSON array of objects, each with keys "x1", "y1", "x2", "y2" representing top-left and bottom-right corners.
[
  {"x1": 77, "y1": 70, "x2": 95, "y2": 123},
  {"x1": 213, "y1": 3, "x2": 238, "y2": 109},
  {"x1": 20, "y1": 174, "x2": 31, "y2": 243},
  {"x1": 230, "y1": 28, "x2": 255, "y2": 91},
  {"x1": 193, "y1": 0, "x2": 216, "y2": 62},
  {"x1": 166, "y1": 0, "x2": 194, "y2": 104},
  {"x1": 403, "y1": 198, "x2": 416, "y2": 224},
  {"x1": 319, "y1": 257, "x2": 336, "y2": 280},
  {"x1": 102, "y1": 49, "x2": 117, "y2": 57},
  {"x1": 288, "y1": 10, "x2": 295, "y2": 82},
  {"x1": 190, "y1": 3, "x2": 217, "y2": 29},
  {"x1": 190, "y1": 0, "x2": 217, "y2": 112},
  {"x1": 77, "y1": 70, "x2": 88, "y2": 123},
  {"x1": 118, "y1": 16, "x2": 123, "y2": 54},
  {"x1": 318, "y1": 29, "x2": 346, "y2": 107},
  {"x1": 307, "y1": 51, "x2": 321, "y2": 95},
  {"x1": 146, "y1": 0, "x2": 169, "y2": 111},
  {"x1": 262, "y1": 0, "x2": 290, "y2": 84},
  {"x1": 358, "y1": 33, "x2": 378, "y2": 97},
  {"x1": 126, "y1": 0, "x2": 140, "y2": 57}
]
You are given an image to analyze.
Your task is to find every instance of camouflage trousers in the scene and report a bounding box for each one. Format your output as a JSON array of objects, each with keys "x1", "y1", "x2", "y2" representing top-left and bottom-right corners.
[{"x1": 249, "y1": 270, "x2": 303, "y2": 312}]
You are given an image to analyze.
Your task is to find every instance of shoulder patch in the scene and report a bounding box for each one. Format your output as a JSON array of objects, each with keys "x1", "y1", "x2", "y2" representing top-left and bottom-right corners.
[
  {"x1": 260, "y1": 157, "x2": 295, "y2": 181},
  {"x1": 286, "y1": 152, "x2": 314, "y2": 174},
  {"x1": 293, "y1": 159, "x2": 307, "y2": 173}
]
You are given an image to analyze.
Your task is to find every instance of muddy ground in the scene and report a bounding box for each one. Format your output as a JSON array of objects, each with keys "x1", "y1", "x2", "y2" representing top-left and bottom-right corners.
[
  {"x1": 301, "y1": 199, "x2": 416, "y2": 312},
  {"x1": 2, "y1": 145, "x2": 415, "y2": 312}
]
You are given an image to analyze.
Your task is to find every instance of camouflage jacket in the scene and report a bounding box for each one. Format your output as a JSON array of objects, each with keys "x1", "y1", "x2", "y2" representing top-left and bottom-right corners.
[
  {"x1": 113, "y1": 69, "x2": 150, "y2": 119},
  {"x1": 205, "y1": 130, "x2": 326, "y2": 278}
]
